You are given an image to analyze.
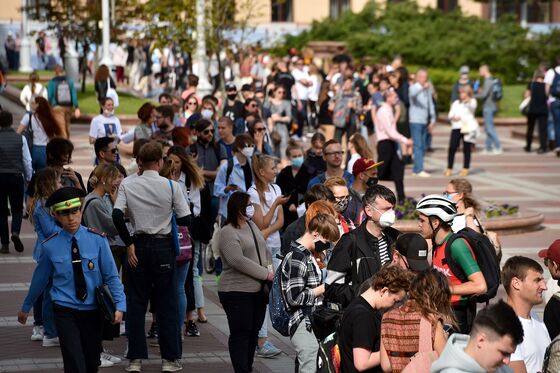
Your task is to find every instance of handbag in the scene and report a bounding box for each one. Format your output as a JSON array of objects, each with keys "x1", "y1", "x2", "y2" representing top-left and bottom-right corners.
[
  {"x1": 401, "y1": 317, "x2": 438, "y2": 373},
  {"x1": 247, "y1": 221, "x2": 272, "y2": 300},
  {"x1": 95, "y1": 284, "x2": 116, "y2": 322},
  {"x1": 176, "y1": 225, "x2": 193, "y2": 266},
  {"x1": 168, "y1": 179, "x2": 181, "y2": 257},
  {"x1": 519, "y1": 96, "x2": 531, "y2": 116},
  {"x1": 106, "y1": 78, "x2": 119, "y2": 107},
  {"x1": 22, "y1": 112, "x2": 33, "y2": 152},
  {"x1": 310, "y1": 302, "x2": 344, "y2": 342}
]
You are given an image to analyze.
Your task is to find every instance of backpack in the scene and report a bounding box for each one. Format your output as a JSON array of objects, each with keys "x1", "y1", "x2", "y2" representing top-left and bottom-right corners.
[
  {"x1": 543, "y1": 332, "x2": 560, "y2": 373},
  {"x1": 445, "y1": 227, "x2": 501, "y2": 303},
  {"x1": 550, "y1": 70, "x2": 560, "y2": 99},
  {"x1": 55, "y1": 79, "x2": 72, "y2": 106},
  {"x1": 317, "y1": 331, "x2": 341, "y2": 373},
  {"x1": 269, "y1": 255, "x2": 291, "y2": 337},
  {"x1": 492, "y1": 78, "x2": 503, "y2": 101}
]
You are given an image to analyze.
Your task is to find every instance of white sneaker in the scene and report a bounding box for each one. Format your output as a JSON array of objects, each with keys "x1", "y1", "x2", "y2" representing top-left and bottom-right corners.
[
  {"x1": 412, "y1": 171, "x2": 431, "y2": 178},
  {"x1": 101, "y1": 351, "x2": 122, "y2": 364},
  {"x1": 493, "y1": 148, "x2": 503, "y2": 155},
  {"x1": 31, "y1": 326, "x2": 44, "y2": 341},
  {"x1": 120, "y1": 322, "x2": 126, "y2": 336},
  {"x1": 161, "y1": 359, "x2": 183, "y2": 372},
  {"x1": 42, "y1": 336, "x2": 59, "y2": 347},
  {"x1": 125, "y1": 359, "x2": 142, "y2": 372},
  {"x1": 99, "y1": 357, "x2": 114, "y2": 368}
]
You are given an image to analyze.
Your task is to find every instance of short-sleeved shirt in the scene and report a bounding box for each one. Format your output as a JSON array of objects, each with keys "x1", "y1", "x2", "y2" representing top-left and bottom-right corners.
[
  {"x1": 511, "y1": 312, "x2": 551, "y2": 373},
  {"x1": 89, "y1": 114, "x2": 122, "y2": 140},
  {"x1": 544, "y1": 66, "x2": 560, "y2": 102},
  {"x1": 20, "y1": 113, "x2": 49, "y2": 145},
  {"x1": 338, "y1": 296, "x2": 382, "y2": 373},
  {"x1": 189, "y1": 141, "x2": 227, "y2": 191},
  {"x1": 248, "y1": 183, "x2": 282, "y2": 249},
  {"x1": 222, "y1": 100, "x2": 245, "y2": 123}
]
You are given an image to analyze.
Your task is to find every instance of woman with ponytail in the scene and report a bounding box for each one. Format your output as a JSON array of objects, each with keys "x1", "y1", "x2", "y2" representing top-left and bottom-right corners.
[{"x1": 444, "y1": 178, "x2": 482, "y2": 233}]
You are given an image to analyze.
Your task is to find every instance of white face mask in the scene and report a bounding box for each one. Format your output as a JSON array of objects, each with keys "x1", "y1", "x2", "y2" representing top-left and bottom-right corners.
[
  {"x1": 244, "y1": 205, "x2": 255, "y2": 220},
  {"x1": 378, "y1": 209, "x2": 396, "y2": 228},
  {"x1": 201, "y1": 109, "x2": 213, "y2": 119},
  {"x1": 104, "y1": 109, "x2": 114, "y2": 117},
  {"x1": 241, "y1": 146, "x2": 254, "y2": 158}
]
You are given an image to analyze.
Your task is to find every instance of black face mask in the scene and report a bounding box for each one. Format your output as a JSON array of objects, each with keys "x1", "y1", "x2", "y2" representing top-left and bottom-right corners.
[
  {"x1": 366, "y1": 177, "x2": 378, "y2": 188},
  {"x1": 227, "y1": 93, "x2": 237, "y2": 100},
  {"x1": 314, "y1": 240, "x2": 331, "y2": 253}
]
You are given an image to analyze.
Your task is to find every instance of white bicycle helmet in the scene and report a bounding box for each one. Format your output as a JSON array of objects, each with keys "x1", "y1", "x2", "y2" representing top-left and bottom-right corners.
[{"x1": 416, "y1": 194, "x2": 457, "y2": 223}]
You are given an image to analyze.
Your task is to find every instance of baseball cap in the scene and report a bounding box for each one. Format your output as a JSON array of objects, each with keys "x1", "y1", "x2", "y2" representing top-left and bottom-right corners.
[
  {"x1": 538, "y1": 240, "x2": 560, "y2": 264},
  {"x1": 352, "y1": 158, "x2": 383, "y2": 176},
  {"x1": 225, "y1": 82, "x2": 237, "y2": 91},
  {"x1": 241, "y1": 84, "x2": 253, "y2": 92},
  {"x1": 395, "y1": 233, "x2": 430, "y2": 272},
  {"x1": 459, "y1": 65, "x2": 470, "y2": 75}
]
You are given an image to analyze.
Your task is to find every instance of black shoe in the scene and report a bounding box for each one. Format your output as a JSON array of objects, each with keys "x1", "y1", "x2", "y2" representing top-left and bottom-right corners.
[
  {"x1": 0, "y1": 245, "x2": 8, "y2": 254},
  {"x1": 523, "y1": 146, "x2": 531, "y2": 152},
  {"x1": 147, "y1": 322, "x2": 158, "y2": 339},
  {"x1": 426, "y1": 147, "x2": 435, "y2": 153},
  {"x1": 185, "y1": 320, "x2": 200, "y2": 337},
  {"x1": 11, "y1": 234, "x2": 23, "y2": 253},
  {"x1": 557, "y1": 150, "x2": 560, "y2": 158},
  {"x1": 537, "y1": 148, "x2": 547, "y2": 154}
]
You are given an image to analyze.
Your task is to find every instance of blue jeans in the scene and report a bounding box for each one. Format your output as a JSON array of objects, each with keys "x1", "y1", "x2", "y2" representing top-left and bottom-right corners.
[
  {"x1": 176, "y1": 260, "x2": 190, "y2": 354},
  {"x1": 31, "y1": 145, "x2": 47, "y2": 172},
  {"x1": 192, "y1": 240, "x2": 205, "y2": 309},
  {"x1": 410, "y1": 122, "x2": 427, "y2": 173},
  {"x1": 550, "y1": 100, "x2": 560, "y2": 148},
  {"x1": 126, "y1": 236, "x2": 179, "y2": 360},
  {"x1": 483, "y1": 107, "x2": 501, "y2": 151}
]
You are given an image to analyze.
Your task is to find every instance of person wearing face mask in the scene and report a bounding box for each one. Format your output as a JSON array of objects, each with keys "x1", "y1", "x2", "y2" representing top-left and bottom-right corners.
[
  {"x1": 303, "y1": 132, "x2": 327, "y2": 178},
  {"x1": 350, "y1": 158, "x2": 383, "y2": 223},
  {"x1": 276, "y1": 141, "x2": 312, "y2": 230},
  {"x1": 324, "y1": 177, "x2": 358, "y2": 233},
  {"x1": 416, "y1": 195, "x2": 487, "y2": 334},
  {"x1": 445, "y1": 178, "x2": 482, "y2": 234},
  {"x1": 223, "y1": 82, "x2": 245, "y2": 130},
  {"x1": 281, "y1": 213, "x2": 340, "y2": 373},
  {"x1": 88, "y1": 97, "x2": 123, "y2": 146},
  {"x1": 214, "y1": 134, "x2": 255, "y2": 221},
  {"x1": 324, "y1": 185, "x2": 401, "y2": 309},
  {"x1": 217, "y1": 192, "x2": 274, "y2": 373}
]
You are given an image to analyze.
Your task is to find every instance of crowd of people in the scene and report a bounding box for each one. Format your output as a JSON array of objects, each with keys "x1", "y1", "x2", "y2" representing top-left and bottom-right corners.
[{"x1": 0, "y1": 50, "x2": 558, "y2": 373}]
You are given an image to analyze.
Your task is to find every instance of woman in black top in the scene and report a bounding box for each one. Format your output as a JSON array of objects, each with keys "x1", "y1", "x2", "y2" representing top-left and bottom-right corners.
[
  {"x1": 94, "y1": 65, "x2": 117, "y2": 103},
  {"x1": 524, "y1": 70, "x2": 549, "y2": 153}
]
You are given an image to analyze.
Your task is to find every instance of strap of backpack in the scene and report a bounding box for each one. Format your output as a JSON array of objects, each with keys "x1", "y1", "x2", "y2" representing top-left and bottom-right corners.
[
  {"x1": 225, "y1": 158, "x2": 234, "y2": 185},
  {"x1": 349, "y1": 232, "x2": 359, "y2": 295},
  {"x1": 81, "y1": 197, "x2": 97, "y2": 225}
]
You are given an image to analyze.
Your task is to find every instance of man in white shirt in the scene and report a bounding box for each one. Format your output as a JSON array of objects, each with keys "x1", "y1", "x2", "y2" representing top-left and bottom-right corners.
[
  {"x1": 502, "y1": 256, "x2": 551, "y2": 373},
  {"x1": 544, "y1": 55, "x2": 560, "y2": 157},
  {"x1": 291, "y1": 58, "x2": 312, "y2": 137}
]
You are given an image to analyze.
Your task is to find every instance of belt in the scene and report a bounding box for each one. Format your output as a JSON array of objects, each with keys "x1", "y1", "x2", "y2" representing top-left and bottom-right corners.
[{"x1": 134, "y1": 233, "x2": 172, "y2": 239}]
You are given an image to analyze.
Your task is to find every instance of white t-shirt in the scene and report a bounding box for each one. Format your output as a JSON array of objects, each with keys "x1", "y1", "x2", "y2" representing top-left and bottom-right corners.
[
  {"x1": 544, "y1": 66, "x2": 560, "y2": 102},
  {"x1": 292, "y1": 67, "x2": 310, "y2": 101},
  {"x1": 510, "y1": 312, "x2": 551, "y2": 373},
  {"x1": 20, "y1": 113, "x2": 49, "y2": 146},
  {"x1": 178, "y1": 172, "x2": 202, "y2": 217},
  {"x1": 451, "y1": 214, "x2": 480, "y2": 233},
  {"x1": 89, "y1": 114, "x2": 123, "y2": 139},
  {"x1": 248, "y1": 183, "x2": 282, "y2": 249}
]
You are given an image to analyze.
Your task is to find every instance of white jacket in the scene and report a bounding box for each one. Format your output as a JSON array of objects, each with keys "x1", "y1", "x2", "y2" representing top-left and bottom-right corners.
[{"x1": 20, "y1": 83, "x2": 47, "y2": 112}]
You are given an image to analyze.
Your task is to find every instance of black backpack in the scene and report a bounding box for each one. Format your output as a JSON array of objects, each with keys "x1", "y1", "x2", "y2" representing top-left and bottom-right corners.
[
  {"x1": 550, "y1": 70, "x2": 560, "y2": 99},
  {"x1": 492, "y1": 78, "x2": 503, "y2": 101},
  {"x1": 445, "y1": 227, "x2": 500, "y2": 303}
]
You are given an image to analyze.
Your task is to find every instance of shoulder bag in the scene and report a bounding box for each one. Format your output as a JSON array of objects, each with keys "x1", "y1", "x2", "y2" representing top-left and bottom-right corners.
[
  {"x1": 247, "y1": 221, "x2": 272, "y2": 301},
  {"x1": 401, "y1": 317, "x2": 438, "y2": 373},
  {"x1": 169, "y1": 179, "x2": 181, "y2": 257}
]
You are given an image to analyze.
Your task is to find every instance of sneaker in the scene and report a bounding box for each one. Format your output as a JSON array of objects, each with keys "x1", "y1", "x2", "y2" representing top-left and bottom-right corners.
[
  {"x1": 161, "y1": 359, "x2": 183, "y2": 372},
  {"x1": 120, "y1": 322, "x2": 127, "y2": 336},
  {"x1": 42, "y1": 336, "x2": 60, "y2": 347},
  {"x1": 31, "y1": 325, "x2": 44, "y2": 341},
  {"x1": 443, "y1": 169, "x2": 452, "y2": 177},
  {"x1": 256, "y1": 340, "x2": 281, "y2": 358},
  {"x1": 147, "y1": 322, "x2": 158, "y2": 339},
  {"x1": 149, "y1": 340, "x2": 160, "y2": 347},
  {"x1": 0, "y1": 245, "x2": 8, "y2": 254},
  {"x1": 412, "y1": 171, "x2": 431, "y2": 178},
  {"x1": 11, "y1": 234, "x2": 24, "y2": 253},
  {"x1": 125, "y1": 359, "x2": 142, "y2": 372},
  {"x1": 493, "y1": 148, "x2": 503, "y2": 155},
  {"x1": 480, "y1": 149, "x2": 492, "y2": 155},
  {"x1": 459, "y1": 168, "x2": 469, "y2": 177},
  {"x1": 101, "y1": 351, "x2": 122, "y2": 364},
  {"x1": 99, "y1": 357, "x2": 114, "y2": 368},
  {"x1": 185, "y1": 320, "x2": 200, "y2": 336}
]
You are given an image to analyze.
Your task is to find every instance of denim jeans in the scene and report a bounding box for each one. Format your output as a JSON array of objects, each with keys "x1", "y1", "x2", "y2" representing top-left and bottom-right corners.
[
  {"x1": 483, "y1": 107, "x2": 501, "y2": 151},
  {"x1": 126, "y1": 236, "x2": 179, "y2": 360},
  {"x1": 176, "y1": 260, "x2": 190, "y2": 354},
  {"x1": 550, "y1": 100, "x2": 560, "y2": 149},
  {"x1": 192, "y1": 240, "x2": 205, "y2": 309},
  {"x1": 410, "y1": 122, "x2": 427, "y2": 173},
  {"x1": 31, "y1": 145, "x2": 47, "y2": 172}
]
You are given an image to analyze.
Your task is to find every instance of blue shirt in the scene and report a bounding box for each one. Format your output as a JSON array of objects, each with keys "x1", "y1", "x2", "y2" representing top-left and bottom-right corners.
[
  {"x1": 32, "y1": 199, "x2": 61, "y2": 261},
  {"x1": 307, "y1": 170, "x2": 354, "y2": 189},
  {"x1": 214, "y1": 156, "x2": 252, "y2": 219},
  {"x1": 22, "y1": 226, "x2": 126, "y2": 313}
]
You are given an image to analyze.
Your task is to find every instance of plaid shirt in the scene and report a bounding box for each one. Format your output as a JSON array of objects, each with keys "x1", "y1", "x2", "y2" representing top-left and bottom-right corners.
[{"x1": 281, "y1": 242, "x2": 323, "y2": 335}]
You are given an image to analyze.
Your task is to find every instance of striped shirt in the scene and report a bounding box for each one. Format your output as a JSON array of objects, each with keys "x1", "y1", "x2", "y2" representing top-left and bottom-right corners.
[{"x1": 378, "y1": 236, "x2": 390, "y2": 265}]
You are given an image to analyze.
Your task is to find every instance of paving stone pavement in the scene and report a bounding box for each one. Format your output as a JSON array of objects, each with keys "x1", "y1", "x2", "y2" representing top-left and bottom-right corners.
[{"x1": 0, "y1": 94, "x2": 559, "y2": 372}]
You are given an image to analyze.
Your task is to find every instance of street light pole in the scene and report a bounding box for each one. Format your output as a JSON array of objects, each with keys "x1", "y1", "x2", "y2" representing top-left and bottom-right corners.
[
  {"x1": 100, "y1": 0, "x2": 112, "y2": 66},
  {"x1": 196, "y1": 0, "x2": 213, "y2": 96},
  {"x1": 19, "y1": 0, "x2": 33, "y2": 72}
]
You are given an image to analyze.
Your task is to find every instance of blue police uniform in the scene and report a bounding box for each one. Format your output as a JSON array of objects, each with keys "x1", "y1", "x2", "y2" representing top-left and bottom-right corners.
[{"x1": 21, "y1": 225, "x2": 125, "y2": 373}]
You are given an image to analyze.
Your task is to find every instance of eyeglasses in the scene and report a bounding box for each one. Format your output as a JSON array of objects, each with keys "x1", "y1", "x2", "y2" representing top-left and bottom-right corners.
[
  {"x1": 255, "y1": 127, "x2": 266, "y2": 132},
  {"x1": 187, "y1": 102, "x2": 197, "y2": 106},
  {"x1": 324, "y1": 151, "x2": 343, "y2": 156},
  {"x1": 202, "y1": 129, "x2": 214, "y2": 135},
  {"x1": 104, "y1": 148, "x2": 117, "y2": 154},
  {"x1": 249, "y1": 104, "x2": 258, "y2": 108}
]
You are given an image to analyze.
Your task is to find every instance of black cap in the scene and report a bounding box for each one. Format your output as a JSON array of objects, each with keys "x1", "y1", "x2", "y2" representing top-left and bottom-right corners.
[
  {"x1": 395, "y1": 233, "x2": 430, "y2": 272},
  {"x1": 225, "y1": 82, "x2": 237, "y2": 91},
  {"x1": 241, "y1": 84, "x2": 253, "y2": 92},
  {"x1": 186, "y1": 112, "x2": 202, "y2": 128},
  {"x1": 45, "y1": 187, "x2": 87, "y2": 212}
]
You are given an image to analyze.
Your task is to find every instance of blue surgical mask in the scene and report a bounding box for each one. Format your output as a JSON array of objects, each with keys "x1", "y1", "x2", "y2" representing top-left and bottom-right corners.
[
  {"x1": 291, "y1": 156, "x2": 304, "y2": 168},
  {"x1": 201, "y1": 109, "x2": 213, "y2": 119},
  {"x1": 443, "y1": 192, "x2": 458, "y2": 202}
]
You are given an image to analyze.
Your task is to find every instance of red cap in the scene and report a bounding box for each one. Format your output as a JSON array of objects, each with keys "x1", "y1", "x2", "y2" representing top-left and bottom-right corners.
[
  {"x1": 352, "y1": 158, "x2": 384, "y2": 176},
  {"x1": 538, "y1": 240, "x2": 560, "y2": 264}
]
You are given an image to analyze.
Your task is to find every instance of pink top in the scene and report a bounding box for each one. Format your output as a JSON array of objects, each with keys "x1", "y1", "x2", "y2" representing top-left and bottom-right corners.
[{"x1": 374, "y1": 103, "x2": 408, "y2": 143}]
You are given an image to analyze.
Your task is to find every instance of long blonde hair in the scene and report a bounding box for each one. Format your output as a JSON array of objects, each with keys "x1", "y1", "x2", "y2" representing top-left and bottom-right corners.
[
  {"x1": 349, "y1": 133, "x2": 374, "y2": 160},
  {"x1": 252, "y1": 153, "x2": 278, "y2": 208},
  {"x1": 28, "y1": 167, "x2": 61, "y2": 224},
  {"x1": 449, "y1": 178, "x2": 480, "y2": 213}
]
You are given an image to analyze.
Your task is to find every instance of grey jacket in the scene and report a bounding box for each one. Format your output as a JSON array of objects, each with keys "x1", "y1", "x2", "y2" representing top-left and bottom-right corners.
[
  {"x1": 475, "y1": 76, "x2": 497, "y2": 111},
  {"x1": 431, "y1": 333, "x2": 513, "y2": 373},
  {"x1": 409, "y1": 82, "x2": 436, "y2": 124}
]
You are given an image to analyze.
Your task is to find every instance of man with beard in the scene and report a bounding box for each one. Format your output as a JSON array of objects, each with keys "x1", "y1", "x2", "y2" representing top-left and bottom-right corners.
[
  {"x1": 152, "y1": 105, "x2": 175, "y2": 143},
  {"x1": 539, "y1": 240, "x2": 560, "y2": 339},
  {"x1": 324, "y1": 185, "x2": 400, "y2": 309},
  {"x1": 307, "y1": 139, "x2": 353, "y2": 188}
]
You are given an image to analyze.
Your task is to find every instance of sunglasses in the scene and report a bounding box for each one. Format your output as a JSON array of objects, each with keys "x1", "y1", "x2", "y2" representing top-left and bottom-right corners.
[
  {"x1": 202, "y1": 129, "x2": 214, "y2": 135},
  {"x1": 104, "y1": 148, "x2": 118, "y2": 154},
  {"x1": 249, "y1": 104, "x2": 258, "y2": 108},
  {"x1": 187, "y1": 102, "x2": 197, "y2": 106},
  {"x1": 255, "y1": 127, "x2": 266, "y2": 132}
]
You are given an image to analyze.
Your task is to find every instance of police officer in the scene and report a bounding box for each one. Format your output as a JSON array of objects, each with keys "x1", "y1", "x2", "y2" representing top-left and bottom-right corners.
[{"x1": 18, "y1": 187, "x2": 125, "y2": 373}]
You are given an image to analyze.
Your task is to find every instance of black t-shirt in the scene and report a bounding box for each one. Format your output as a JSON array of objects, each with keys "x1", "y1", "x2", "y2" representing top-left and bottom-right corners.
[
  {"x1": 338, "y1": 296, "x2": 382, "y2": 373},
  {"x1": 304, "y1": 149, "x2": 326, "y2": 178},
  {"x1": 222, "y1": 100, "x2": 245, "y2": 123},
  {"x1": 544, "y1": 292, "x2": 560, "y2": 340},
  {"x1": 318, "y1": 99, "x2": 333, "y2": 125},
  {"x1": 527, "y1": 81, "x2": 548, "y2": 115}
]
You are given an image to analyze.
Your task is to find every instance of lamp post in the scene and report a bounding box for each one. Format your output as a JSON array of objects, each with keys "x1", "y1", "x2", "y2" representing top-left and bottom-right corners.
[
  {"x1": 195, "y1": 0, "x2": 213, "y2": 96},
  {"x1": 100, "y1": 0, "x2": 112, "y2": 66},
  {"x1": 19, "y1": 0, "x2": 33, "y2": 72}
]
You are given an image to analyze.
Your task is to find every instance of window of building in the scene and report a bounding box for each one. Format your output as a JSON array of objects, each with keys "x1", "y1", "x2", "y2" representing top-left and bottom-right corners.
[
  {"x1": 437, "y1": 0, "x2": 458, "y2": 13},
  {"x1": 494, "y1": 0, "x2": 552, "y2": 23},
  {"x1": 330, "y1": 0, "x2": 351, "y2": 18},
  {"x1": 271, "y1": 0, "x2": 293, "y2": 22}
]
